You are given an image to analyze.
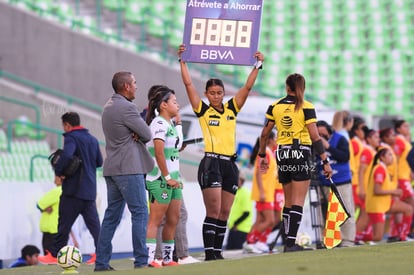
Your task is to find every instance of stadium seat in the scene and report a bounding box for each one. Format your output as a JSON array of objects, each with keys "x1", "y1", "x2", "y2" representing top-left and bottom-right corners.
[
  {"x1": 13, "y1": 116, "x2": 32, "y2": 138},
  {"x1": 124, "y1": 0, "x2": 149, "y2": 25},
  {"x1": 103, "y1": 0, "x2": 126, "y2": 11},
  {"x1": 54, "y1": 2, "x2": 75, "y2": 27},
  {"x1": 0, "y1": 129, "x2": 7, "y2": 151},
  {"x1": 5, "y1": 0, "x2": 414, "y2": 130}
]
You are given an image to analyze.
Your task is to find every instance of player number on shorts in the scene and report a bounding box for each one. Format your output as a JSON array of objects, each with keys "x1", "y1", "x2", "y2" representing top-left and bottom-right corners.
[{"x1": 190, "y1": 18, "x2": 252, "y2": 48}]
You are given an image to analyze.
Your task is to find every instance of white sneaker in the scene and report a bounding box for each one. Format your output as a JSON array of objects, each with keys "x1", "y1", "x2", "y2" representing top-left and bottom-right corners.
[
  {"x1": 178, "y1": 256, "x2": 201, "y2": 264},
  {"x1": 243, "y1": 242, "x2": 262, "y2": 254},
  {"x1": 255, "y1": 241, "x2": 270, "y2": 253}
]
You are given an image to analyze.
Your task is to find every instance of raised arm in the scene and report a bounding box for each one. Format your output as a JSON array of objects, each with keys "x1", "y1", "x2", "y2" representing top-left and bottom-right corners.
[
  {"x1": 177, "y1": 44, "x2": 201, "y2": 110},
  {"x1": 234, "y1": 51, "x2": 264, "y2": 109}
]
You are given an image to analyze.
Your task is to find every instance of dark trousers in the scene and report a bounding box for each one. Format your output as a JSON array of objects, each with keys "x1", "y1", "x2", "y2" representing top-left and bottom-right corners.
[
  {"x1": 42, "y1": 232, "x2": 57, "y2": 255},
  {"x1": 226, "y1": 229, "x2": 247, "y2": 250},
  {"x1": 52, "y1": 195, "x2": 100, "y2": 256}
]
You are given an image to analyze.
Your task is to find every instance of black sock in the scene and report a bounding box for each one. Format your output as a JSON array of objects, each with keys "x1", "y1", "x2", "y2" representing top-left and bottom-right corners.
[
  {"x1": 286, "y1": 205, "x2": 303, "y2": 247},
  {"x1": 203, "y1": 216, "x2": 217, "y2": 260},
  {"x1": 213, "y1": 219, "x2": 227, "y2": 259}
]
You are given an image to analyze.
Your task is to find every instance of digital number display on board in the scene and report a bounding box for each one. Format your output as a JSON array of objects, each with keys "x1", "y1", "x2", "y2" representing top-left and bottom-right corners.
[{"x1": 182, "y1": 0, "x2": 263, "y2": 66}]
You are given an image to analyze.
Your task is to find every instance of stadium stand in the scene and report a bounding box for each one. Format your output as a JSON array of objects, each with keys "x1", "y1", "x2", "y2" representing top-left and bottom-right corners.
[
  {"x1": 0, "y1": 71, "x2": 105, "y2": 183},
  {"x1": 5, "y1": 0, "x2": 413, "y2": 127},
  {"x1": 1, "y1": 0, "x2": 414, "y2": 133}
]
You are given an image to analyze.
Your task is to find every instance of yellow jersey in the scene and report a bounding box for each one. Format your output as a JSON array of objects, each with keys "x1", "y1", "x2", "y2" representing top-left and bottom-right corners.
[
  {"x1": 350, "y1": 137, "x2": 364, "y2": 187},
  {"x1": 265, "y1": 95, "x2": 317, "y2": 145},
  {"x1": 251, "y1": 147, "x2": 277, "y2": 202},
  {"x1": 366, "y1": 163, "x2": 393, "y2": 213},
  {"x1": 195, "y1": 98, "x2": 239, "y2": 156},
  {"x1": 394, "y1": 134, "x2": 412, "y2": 181}
]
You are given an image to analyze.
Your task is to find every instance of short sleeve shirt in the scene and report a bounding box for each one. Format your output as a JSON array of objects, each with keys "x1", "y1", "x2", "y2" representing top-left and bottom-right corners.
[
  {"x1": 146, "y1": 116, "x2": 181, "y2": 181},
  {"x1": 265, "y1": 95, "x2": 317, "y2": 145}
]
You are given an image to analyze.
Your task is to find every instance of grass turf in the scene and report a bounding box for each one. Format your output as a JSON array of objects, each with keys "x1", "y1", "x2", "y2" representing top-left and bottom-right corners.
[{"x1": 2, "y1": 242, "x2": 413, "y2": 275}]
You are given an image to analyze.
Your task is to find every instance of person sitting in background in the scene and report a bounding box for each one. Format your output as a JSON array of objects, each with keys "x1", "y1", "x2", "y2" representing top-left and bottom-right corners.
[
  {"x1": 244, "y1": 132, "x2": 277, "y2": 253},
  {"x1": 9, "y1": 245, "x2": 40, "y2": 268},
  {"x1": 226, "y1": 172, "x2": 253, "y2": 250},
  {"x1": 365, "y1": 147, "x2": 412, "y2": 242},
  {"x1": 378, "y1": 128, "x2": 400, "y2": 242},
  {"x1": 393, "y1": 119, "x2": 414, "y2": 237},
  {"x1": 355, "y1": 127, "x2": 380, "y2": 244}
]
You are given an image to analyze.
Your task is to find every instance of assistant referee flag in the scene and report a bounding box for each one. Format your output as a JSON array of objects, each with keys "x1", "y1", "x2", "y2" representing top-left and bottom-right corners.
[{"x1": 323, "y1": 180, "x2": 350, "y2": 249}]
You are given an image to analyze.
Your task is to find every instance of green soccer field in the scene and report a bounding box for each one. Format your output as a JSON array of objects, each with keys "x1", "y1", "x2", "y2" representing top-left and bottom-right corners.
[{"x1": 2, "y1": 242, "x2": 413, "y2": 275}]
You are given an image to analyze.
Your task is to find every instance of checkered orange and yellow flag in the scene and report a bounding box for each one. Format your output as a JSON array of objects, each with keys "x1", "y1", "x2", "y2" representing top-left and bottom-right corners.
[{"x1": 323, "y1": 180, "x2": 350, "y2": 249}]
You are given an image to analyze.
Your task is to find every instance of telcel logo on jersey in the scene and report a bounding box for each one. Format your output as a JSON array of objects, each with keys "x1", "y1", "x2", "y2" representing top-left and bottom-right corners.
[{"x1": 200, "y1": 49, "x2": 235, "y2": 60}]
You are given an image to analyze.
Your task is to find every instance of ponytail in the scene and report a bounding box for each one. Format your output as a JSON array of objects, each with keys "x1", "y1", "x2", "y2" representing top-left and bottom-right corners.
[
  {"x1": 286, "y1": 73, "x2": 305, "y2": 112},
  {"x1": 369, "y1": 147, "x2": 388, "y2": 179}
]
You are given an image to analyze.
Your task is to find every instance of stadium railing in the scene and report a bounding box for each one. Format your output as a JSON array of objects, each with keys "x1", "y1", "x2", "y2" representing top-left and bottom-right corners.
[{"x1": 0, "y1": 70, "x2": 103, "y2": 113}]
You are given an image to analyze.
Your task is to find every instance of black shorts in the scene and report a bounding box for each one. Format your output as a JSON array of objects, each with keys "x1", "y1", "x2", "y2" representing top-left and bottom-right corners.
[
  {"x1": 276, "y1": 145, "x2": 312, "y2": 184},
  {"x1": 197, "y1": 153, "x2": 239, "y2": 194}
]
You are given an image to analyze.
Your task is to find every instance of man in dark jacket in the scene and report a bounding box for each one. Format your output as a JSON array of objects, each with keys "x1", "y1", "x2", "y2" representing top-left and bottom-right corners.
[{"x1": 39, "y1": 112, "x2": 103, "y2": 264}]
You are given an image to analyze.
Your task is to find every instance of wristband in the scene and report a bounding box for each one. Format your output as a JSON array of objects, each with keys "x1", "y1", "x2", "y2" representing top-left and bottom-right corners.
[
  {"x1": 164, "y1": 174, "x2": 171, "y2": 181},
  {"x1": 258, "y1": 153, "x2": 266, "y2": 158},
  {"x1": 321, "y1": 157, "x2": 330, "y2": 166},
  {"x1": 254, "y1": 60, "x2": 263, "y2": 70},
  {"x1": 178, "y1": 58, "x2": 182, "y2": 63}
]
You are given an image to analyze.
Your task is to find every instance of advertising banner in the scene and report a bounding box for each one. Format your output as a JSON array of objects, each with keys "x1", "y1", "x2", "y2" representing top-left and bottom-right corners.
[{"x1": 181, "y1": 0, "x2": 264, "y2": 65}]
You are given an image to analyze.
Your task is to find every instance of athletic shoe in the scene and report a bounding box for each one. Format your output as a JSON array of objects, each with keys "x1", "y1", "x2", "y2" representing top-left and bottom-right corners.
[
  {"x1": 387, "y1": 236, "x2": 401, "y2": 243},
  {"x1": 162, "y1": 261, "x2": 179, "y2": 266},
  {"x1": 86, "y1": 253, "x2": 96, "y2": 265},
  {"x1": 255, "y1": 241, "x2": 270, "y2": 253},
  {"x1": 94, "y1": 265, "x2": 115, "y2": 271},
  {"x1": 283, "y1": 244, "x2": 314, "y2": 253},
  {"x1": 243, "y1": 242, "x2": 263, "y2": 254},
  {"x1": 38, "y1": 251, "x2": 57, "y2": 265},
  {"x1": 148, "y1": 260, "x2": 162, "y2": 268},
  {"x1": 338, "y1": 241, "x2": 355, "y2": 248},
  {"x1": 214, "y1": 252, "x2": 224, "y2": 260},
  {"x1": 178, "y1": 256, "x2": 201, "y2": 264}
]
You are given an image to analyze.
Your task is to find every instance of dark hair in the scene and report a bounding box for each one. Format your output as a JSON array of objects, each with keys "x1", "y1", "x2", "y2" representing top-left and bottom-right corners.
[
  {"x1": 394, "y1": 119, "x2": 406, "y2": 132},
  {"x1": 146, "y1": 86, "x2": 175, "y2": 125},
  {"x1": 147, "y1": 85, "x2": 168, "y2": 101},
  {"x1": 61, "y1": 112, "x2": 80, "y2": 126},
  {"x1": 379, "y1": 127, "x2": 393, "y2": 141},
  {"x1": 363, "y1": 127, "x2": 376, "y2": 141},
  {"x1": 112, "y1": 71, "x2": 132, "y2": 93},
  {"x1": 249, "y1": 131, "x2": 276, "y2": 165},
  {"x1": 286, "y1": 73, "x2": 305, "y2": 112},
  {"x1": 369, "y1": 147, "x2": 388, "y2": 178},
  {"x1": 349, "y1": 115, "x2": 365, "y2": 138},
  {"x1": 205, "y1": 78, "x2": 224, "y2": 91},
  {"x1": 316, "y1": 120, "x2": 333, "y2": 135},
  {"x1": 21, "y1": 245, "x2": 40, "y2": 258}
]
